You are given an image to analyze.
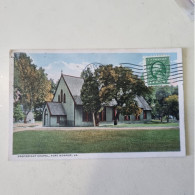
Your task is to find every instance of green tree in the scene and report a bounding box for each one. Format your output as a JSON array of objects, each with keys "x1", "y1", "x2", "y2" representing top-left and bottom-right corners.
[
  {"x1": 95, "y1": 65, "x2": 152, "y2": 125},
  {"x1": 13, "y1": 103, "x2": 24, "y2": 122},
  {"x1": 144, "y1": 87, "x2": 157, "y2": 118},
  {"x1": 49, "y1": 79, "x2": 57, "y2": 95},
  {"x1": 164, "y1": 95, "x2": 179, "y2": 121},
  {"x1": 14, "y1": 53, "x2": 52, "y2": 122},
  {"x1": 33, "y1": 78, "x2": 56, "y2": 121},
  {"x1": 155, "y1": 86, "x2": 171, "y2": 122},
  {"x1": 147, "y1": 85, "x2": 179, "y2": 122},
  {"x1": 81, "y1": 68, "x2": 101, "y2": 126}
]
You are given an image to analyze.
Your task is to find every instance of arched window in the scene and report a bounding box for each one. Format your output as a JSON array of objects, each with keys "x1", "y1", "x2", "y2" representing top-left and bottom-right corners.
[
  {"x1": 82, "y1": 110, "x2": 92, "y2": 122},
  {"x1": 143, "y1": 111, "x2": 147, "y2": 119},
  {"x1": 99, "y1": 107, "x2": 106, "y2": 121},
  {"x1": 64, "y1": 93, "x2": 66, "y2": 103},
  {"x1": 61, "y1": 89, "x2": 63, "y2": 103}
]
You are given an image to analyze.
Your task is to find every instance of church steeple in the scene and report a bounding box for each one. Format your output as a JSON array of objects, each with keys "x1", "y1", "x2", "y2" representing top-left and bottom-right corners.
[{"x1": 61, "y1": 70, "x2": 63, "y2": 76}]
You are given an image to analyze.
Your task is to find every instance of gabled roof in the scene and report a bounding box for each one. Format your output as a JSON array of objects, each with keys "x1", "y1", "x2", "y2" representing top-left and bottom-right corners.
[
  {"x1": 47, "y1": 102, "x2": 66, "y2": 116},
  {"x1": 135, "y1": 96, "x2": 152, "y2": 110},
  {"x1": 62, "y1": 75, "x2": 84, "y2": 105},
  {"x1": 73, "y1": 95, "x2": 83, "y2": 105},
  {"x1": 61, "y1": 74, "x2": 151, "y2": 110},
  {"x1": 104, "y1": 96, "x2": 152, "y2": 110},
  {"x1": 63, "y1": 75, "x2": 84, "y2": 97}
]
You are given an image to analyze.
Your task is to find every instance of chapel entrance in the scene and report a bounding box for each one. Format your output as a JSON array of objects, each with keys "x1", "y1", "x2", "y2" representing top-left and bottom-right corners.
[{"x1": 59, "y1": 115, "x2": 67, "y2": 127}]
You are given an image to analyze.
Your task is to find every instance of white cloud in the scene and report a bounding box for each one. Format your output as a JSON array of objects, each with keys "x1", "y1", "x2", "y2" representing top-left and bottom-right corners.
[
  {"x1": 43, "y1": 61, "x2": 89, "y2": 83},
  {"x1": 61, "y1": 61, "x2": 88, "y2": 73},
  {"x1": 44, "y1": 64, "x2": 52, "y2": 71}
]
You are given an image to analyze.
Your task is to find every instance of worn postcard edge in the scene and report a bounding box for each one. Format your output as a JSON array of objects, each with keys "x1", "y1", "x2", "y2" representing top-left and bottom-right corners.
[{"x1": 8, "y1": 48, "x2": 186, "y2": 160}]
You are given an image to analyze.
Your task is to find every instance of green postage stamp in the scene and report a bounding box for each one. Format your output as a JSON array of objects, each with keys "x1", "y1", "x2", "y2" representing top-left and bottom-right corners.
[{"x1": 145, "y1": 56, "x2": 170, "y2": 86}]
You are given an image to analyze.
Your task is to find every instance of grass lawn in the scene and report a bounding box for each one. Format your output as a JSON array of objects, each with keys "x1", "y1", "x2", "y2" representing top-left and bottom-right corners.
[{"x1": 13, "y1": 129, "x2": 180, "y2": 154}]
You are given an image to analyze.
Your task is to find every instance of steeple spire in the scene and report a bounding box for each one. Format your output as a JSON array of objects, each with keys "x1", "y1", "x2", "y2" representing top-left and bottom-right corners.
[{"x1": 61, "y1": 70, "x2": 63, "y2": 75}]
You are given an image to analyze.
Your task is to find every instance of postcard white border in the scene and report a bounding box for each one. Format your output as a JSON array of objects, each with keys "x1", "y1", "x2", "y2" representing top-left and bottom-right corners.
[{"x1": 9, "y1": 48, "x2": 186, "y2": 160}]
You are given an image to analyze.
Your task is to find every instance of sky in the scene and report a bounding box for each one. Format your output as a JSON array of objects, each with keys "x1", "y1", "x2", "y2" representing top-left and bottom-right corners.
[{"x1": 25, "y1": 52, "x2": 180, "y2": 83}]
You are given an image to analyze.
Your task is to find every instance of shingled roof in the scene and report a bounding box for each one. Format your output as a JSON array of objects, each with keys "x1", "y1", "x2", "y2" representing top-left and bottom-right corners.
[
  {"x1": 104, "y1": 96, "x2": 152, "y2": 110},
  {"x1": 62, "y1": 74, "x2": 151, "y2": 110},
  {"x1": 63, "y1": 75, "x2": 84, "y2": 105},
  {"x1": 135, "y1": 96, "x2": 152, "y2": 110},
  {"x1": 47, "y1": 102, "x2": 66, "y2": 115}
]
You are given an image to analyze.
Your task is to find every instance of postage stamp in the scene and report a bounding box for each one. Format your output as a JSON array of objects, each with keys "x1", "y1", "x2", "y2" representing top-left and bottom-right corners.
[
  {"x1": 9, "y1": 48, "x2": 185, "y2": 160},
  {"x1": 145, "y1": 56, "x2": 170, "y2": 86}
]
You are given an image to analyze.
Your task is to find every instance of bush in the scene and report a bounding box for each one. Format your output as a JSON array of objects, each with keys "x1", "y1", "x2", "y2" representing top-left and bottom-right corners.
[{"x1": 14, "y1": 104, "x2": 24, "y2": 122}]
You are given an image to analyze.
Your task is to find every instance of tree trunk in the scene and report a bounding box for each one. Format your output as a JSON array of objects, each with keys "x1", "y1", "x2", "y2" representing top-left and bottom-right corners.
[
  {"x1": 160, "y1": 116, "x2": 163, "y2": 123},
  {"x1": 24, "y1": 115, "x2": 27, "y2": 123},
  {"x1": 167, "y1": 115, "x2": 169, "y2": 123},
  {"x1": 95, "y1": 113, "x2": 99, "y2": 126},
  {"x1": 92, "y1": 112, "x2": 96, "y2": 127},
  {"x1": 114, "y1": 112, "x2": 119, "y2": 125}
]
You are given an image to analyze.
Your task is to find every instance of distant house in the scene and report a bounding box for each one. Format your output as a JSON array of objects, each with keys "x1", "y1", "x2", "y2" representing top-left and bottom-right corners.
[
  {"x1": 43, "y1": 74, "x2": 152, "y2": 127},
  {"x1": 26, "y1": 111, "x2": 35, "y2": 123}
]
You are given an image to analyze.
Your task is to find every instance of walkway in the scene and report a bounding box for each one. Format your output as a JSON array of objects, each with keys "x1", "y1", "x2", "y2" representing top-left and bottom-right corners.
[{"x1": 13, "y1": 124, "x2": 179, "y2": 133}]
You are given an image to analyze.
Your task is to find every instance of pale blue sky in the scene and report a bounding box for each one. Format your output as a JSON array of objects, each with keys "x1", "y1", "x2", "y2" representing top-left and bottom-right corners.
[{"x1": 26, "y1": 52, "x2": 178, "y2": 82}]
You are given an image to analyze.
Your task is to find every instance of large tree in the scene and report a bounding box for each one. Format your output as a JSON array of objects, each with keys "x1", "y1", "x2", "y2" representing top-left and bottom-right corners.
[
  {"x1": 81, "y1": 68, "x2": 101, "y2": 126},
  {"x1": 154, "y1": 86, "x2": 178, "y2": 122},
  {"x1": 33, "y1": 78, "x2": 56, "y2": 121},
  {"x1": 164, "y1": 95, "x2": 179, "y2": 121},
  {"x1": 95, "y1": 65, "x2": 152, "y2": 125},
  {"x1": 14, "y1": 53, "x2": 53, "y2": 122},
  {"x1": 154, "y1": 86, "x2": 171, "y2": 122}
]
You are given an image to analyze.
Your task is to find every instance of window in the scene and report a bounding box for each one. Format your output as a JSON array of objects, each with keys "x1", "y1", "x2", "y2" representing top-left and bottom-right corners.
[
  {"x1": 143, "y1": 111, "x2": 147, "y2": 119},
  {"x1": 57, "y1": 116, "x2": 67, "y2": 125},
  {"x1": 60, "y1": 116, "x2": 67, "y2": 125},
  {"x1": 99, "y1": 107, "x2": 106, "y2": 121},
  {"x1": 83, "y1": 110, "x2": 92, "y2": 122},
  {"x1": 61, "y1": 90, "x2": 63, "y2": 103},
  {"x1": 57, "y1": 116, "x2": 60, "y2": 123},
  {"x1": 58, "y1": 95, "x2": 60, "y2": 102},
  {"x1": 112, "y1": 108, "x2": 117, "y2": 120},
  {"x1": 64, "y1": 93, "x2": 66, "y2": 103},
  {"x1": 124, "y1": 115, "x2": 130, "y2": 121}
]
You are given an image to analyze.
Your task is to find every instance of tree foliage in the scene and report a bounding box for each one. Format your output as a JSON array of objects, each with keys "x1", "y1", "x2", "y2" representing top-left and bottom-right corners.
[
  {"x1": 95, "y1": 65, "x2": 152, "y2": 125},
  {"x1": 165, "y1": 95, "x2": 179, "y2": 120},
  {"x1": 81, "y1": 68, "x2": 101, "y2": 126},
  {"x1": 145, "y1": 85, "x2": 179, "y2": 122},
  {"x1": 14, "y1": 53, "x2": 53, "y2": 122},
  {"x1": 13, "y1": 103, "x2": 24, "y2": 122},
  {"x1": 33, "y1": 78, "x2": 56, "y2": 121}
]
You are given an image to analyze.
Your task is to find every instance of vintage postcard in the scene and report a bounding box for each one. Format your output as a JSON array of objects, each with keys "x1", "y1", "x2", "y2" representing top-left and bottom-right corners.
[{"x1": 9, "y1": 48, "x2": 185, "y2": 160}]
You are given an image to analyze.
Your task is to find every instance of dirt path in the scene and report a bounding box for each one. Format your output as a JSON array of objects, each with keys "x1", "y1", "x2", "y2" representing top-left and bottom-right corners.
[{"x1": 13, "y1": 125, "x2": 179, "y2": 133}]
